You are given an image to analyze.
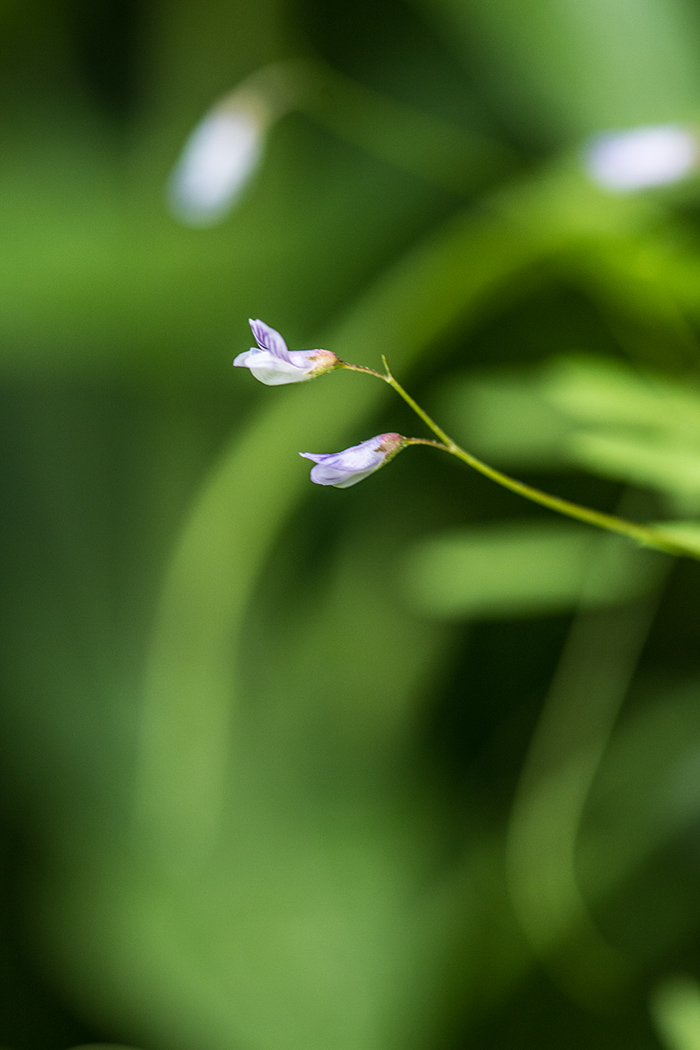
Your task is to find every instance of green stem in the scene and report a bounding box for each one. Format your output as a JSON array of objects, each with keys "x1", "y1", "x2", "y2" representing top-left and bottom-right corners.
[{"x1": 341, "y1": 359, "x2": 699, "y2": 560}]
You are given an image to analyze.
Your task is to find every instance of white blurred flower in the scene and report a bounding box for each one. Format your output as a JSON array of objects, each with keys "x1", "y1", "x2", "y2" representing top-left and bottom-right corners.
[
  {"x1": 167, "y1": 94, "x2": 271, "y2": 226},
  {"x1": 167, "y1": 63, "x2": 301, "y2": 226},
  {"x1": 585, "y1": 124, "x2": 699, "y2": 192}
]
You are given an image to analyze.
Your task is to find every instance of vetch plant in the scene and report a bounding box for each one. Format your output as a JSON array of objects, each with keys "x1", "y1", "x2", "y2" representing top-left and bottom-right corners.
[{"x1": 235, "y1": 320, "x2": 700, "y2": 560}]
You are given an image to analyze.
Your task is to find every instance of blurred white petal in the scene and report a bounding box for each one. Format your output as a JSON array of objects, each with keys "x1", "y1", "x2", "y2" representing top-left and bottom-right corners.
[
  {"x1": 167, "y1": 63, "x2": 303, "y2": 227},
  {"x1": 585, "y1": 125, "x2": 699, "y2": 192},
  {"x1": 167, "y1": 98, "x2": 269, "y2": 226}
]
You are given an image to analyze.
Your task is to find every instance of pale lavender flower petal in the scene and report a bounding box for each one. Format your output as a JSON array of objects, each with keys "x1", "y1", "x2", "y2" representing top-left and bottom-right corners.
[
  {"x1": 234, "y1": 319, "x2": 339, "y2": 385},
  {"x1": 249, "y1": 319, "x2": 293, "y2": 362},
  {"x1": 300, "y1": 433, "x2": 405, "y2": 488},
  {"x1": 585, "y1": 125, "x2": 699, "y2": 192},
  {"x1": 232, "y1": 349, "x2": 308, "y2": 385}
]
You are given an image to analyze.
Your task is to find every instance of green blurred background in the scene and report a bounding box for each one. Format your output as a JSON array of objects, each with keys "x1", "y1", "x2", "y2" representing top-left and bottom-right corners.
[{"x1": 6, "y1": 1, "x2": 700, "y2": 1048}]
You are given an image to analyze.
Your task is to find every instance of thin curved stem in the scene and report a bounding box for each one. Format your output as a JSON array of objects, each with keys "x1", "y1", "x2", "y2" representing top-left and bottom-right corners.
[
  {"x1": 344, "y1": 357, "x2": 700, "y2": 561},
  {"x1": 405, "y1": 437, "x2": 448, "y2": 451}
]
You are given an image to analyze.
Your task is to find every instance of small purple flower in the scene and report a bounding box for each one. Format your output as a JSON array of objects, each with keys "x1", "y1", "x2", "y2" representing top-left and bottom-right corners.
[
  {"x1": 300, "y1": 433, "x2": 406, "y2": 488},
  {"x1": 233, "y1": 319, "x2": 339, "y2": 385}
]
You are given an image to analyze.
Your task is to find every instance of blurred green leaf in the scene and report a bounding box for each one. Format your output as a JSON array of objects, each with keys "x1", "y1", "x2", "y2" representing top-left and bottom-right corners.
[
  {"x1": 542, "y1": 356, "x2": 700, "y2": 435},
  {"x1": 544, "y1": 357, "x2": 700, "y2": 513},
  {"x1": 416, "y1": 0, "x2": 700, "y2": 142},
  {"x1": 570, "y1": 432, "x2": 700, "y2": 514},
  {"x1": 439, "y1": 354, "x2": 700, "y2": 514},
  {"x1": 652, "y1": 979, "x2": 700, "y2": 1050},
  {"x1": 435, "y1": 369, "x2": 572, "y2": 468},
  {"x1": 402, "y1": 522, "x2": 655, "y2": 620}
]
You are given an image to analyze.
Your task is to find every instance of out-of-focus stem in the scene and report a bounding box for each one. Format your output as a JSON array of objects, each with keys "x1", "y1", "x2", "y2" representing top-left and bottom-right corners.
[{"x1": 297, "y1": 57, "x2": 519, "y2": 196}]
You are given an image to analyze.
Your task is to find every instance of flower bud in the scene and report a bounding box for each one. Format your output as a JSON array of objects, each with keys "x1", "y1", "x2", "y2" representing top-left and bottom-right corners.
[
  {"x1": 300, "y1": 433, "x2": 406, "y2": 488},
  {"x1": 167, "y1": 63, "x2": 301, "y2": 225}
]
